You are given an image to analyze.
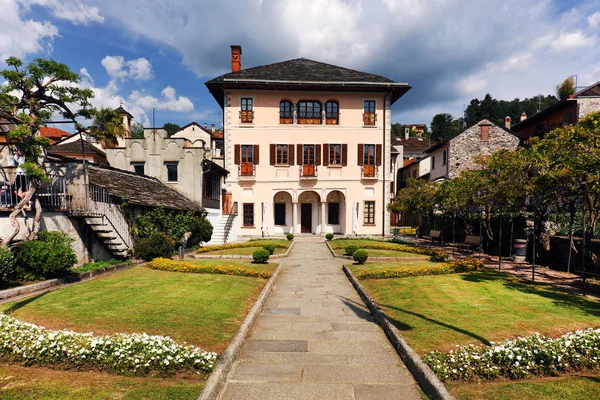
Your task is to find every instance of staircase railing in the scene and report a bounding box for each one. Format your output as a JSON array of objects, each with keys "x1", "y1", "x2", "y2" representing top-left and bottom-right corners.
[
  {"x1": 223, "y1": 202, "x2": 238, "y2": 243},
  {"x1": 68, "y1": 184, "x2": 133, "y2": 249}
]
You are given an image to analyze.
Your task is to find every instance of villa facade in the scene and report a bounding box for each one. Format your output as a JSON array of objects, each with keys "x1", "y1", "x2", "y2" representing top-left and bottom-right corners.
[{"x1": 206, "y1": 46, "x2": 410, "y2": 240}]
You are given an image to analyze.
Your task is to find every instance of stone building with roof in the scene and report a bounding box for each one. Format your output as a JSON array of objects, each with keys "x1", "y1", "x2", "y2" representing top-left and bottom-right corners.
[{"x1": 205, "y1": 45, "x2": 411, "y2": 240}]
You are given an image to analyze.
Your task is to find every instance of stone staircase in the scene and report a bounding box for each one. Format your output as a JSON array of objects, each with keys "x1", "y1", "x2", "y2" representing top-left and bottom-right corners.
[
  {"x1": 84, "y1": 217, "x2": 130, "y2": 257},
  {"x1": 207, "y1": 212, "x2": 238, "y2": 245}
]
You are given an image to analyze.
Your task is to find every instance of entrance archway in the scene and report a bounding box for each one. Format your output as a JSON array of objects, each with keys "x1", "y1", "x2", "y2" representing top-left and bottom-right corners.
[
  {"x1": 272, "y1": 191, "x2": 293, "y2": 235},
  {"x1": 326, "y1": 190, "x2": 346, "y2": 234},
  {"x1": 298, "y1": 190, "x2": 321, "y2": 234}
]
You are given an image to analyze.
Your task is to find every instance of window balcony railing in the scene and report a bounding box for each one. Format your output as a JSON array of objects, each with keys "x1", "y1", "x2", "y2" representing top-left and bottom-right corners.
[
  {"x1": 238, "y1": 163, "x2": 256, "y2": 180},
  {"x1": 361, "y1": 165, "x2": 378, "y2": 179},
  {"x1": 363, "y1": 112, "x2": 376, "y2": 126},
  {"x1": 300, "y1": 164, "x2": 318, "y2": 179},
  {"x1": 240, "y1": 110, "x2": 254, "y2": 124}
]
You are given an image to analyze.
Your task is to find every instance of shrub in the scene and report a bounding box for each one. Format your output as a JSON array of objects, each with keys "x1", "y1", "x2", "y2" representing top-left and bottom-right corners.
[
  {"x1": 188, "y1": 216, "x2": 213, "y2": 247},
  {"x1": 15, "y1": 231, "x2": 77, "y2": 280},
  {"x1": 0, "y1": 247, "x2": 15, "y2": 281},
  {"x1": 352, "y1": 249, "x2": 369, "y2": 264},
  {"x1": 148, "y1": 258, "x2": 272, "y2": 278},
  {"x1": 253, "y1": 249, "x2": 270, "y2": 264},
  {"x1": 263, "y1": 243, "x2": 275, "y2": 255},
  {"x1": 286, "y1": 233, "x2": 294, "y2": 241},
  {"x1": 429, "y1": 250, "x2": 449, "y2": 262},
  {"x1": 425, "y1": 328, "x2": 600, "y2": 381},
  {"x1": 325, "y1": 233, "x2": 334, "y2": 241},
  {"x1": 73, "y1": 258, "x2": 129, "y2": 273},
  {"x1": 345, "y1": 244, "x2": 359, "y2": 256},
  {"x1": 355, "y1": 257, "x2": 484, "y2": 279},
  {"x1": 133, "y1": 232, "x2": 175, "y2": 261},
  {"x1": 0, "y1": 314, "x2": 217, "y2": 377}
]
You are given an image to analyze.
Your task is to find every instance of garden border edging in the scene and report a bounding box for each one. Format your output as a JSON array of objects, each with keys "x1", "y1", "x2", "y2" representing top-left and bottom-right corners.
[
  {"x1": 197, "y1": 262, "x2": 284, "y2": 400},
  {"x1": 0, "y1": 261, "x2": 140, "y2": 302},
  {"x1": 342, "y1": 264, "x2": 455, "y2": 400}
]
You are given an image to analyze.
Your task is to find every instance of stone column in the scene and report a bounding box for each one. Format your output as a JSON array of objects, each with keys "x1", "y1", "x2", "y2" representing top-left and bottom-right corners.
[
  {"x1": 320, "y1": 201, "x2": 326, "y2": 235},
  {"x1": 292, "y1": 202, "x2": 298, "y2": 234}
]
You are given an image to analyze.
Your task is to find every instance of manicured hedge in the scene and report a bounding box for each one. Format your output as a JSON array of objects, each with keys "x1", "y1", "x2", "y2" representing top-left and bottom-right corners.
[
  {"x1": 355, "y1": 257, "x2": 484, "y2": 279},
  {"x1": 197, "y1": 240, "x2": 288, "y2": 254},
  {"x1": 147, "y1": 258, "x2": 272, "y2": 278}
]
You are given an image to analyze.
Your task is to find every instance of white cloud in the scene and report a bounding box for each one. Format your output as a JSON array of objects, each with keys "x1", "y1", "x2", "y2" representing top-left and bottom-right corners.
[
  {"x1": 19, "y1": 0, "x2": 104, "y2": 25},
  {"x1": 0, "y1": 0, "x2": 59, "y2": 60},
  {"x1": 550, "y1": 31, "x2": 596, "y2": 52},
  {"x1": 129, "y1": 86, "x2": 193, "y2": 113},
  {"x1": 588, "y1": 11, "x2": 600, "y2": 28},
  {"x1": 101, "y1": 55, "x2": 153, "y2": 81}
]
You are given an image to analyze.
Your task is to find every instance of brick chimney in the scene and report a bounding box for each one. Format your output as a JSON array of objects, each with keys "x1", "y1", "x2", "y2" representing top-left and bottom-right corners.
[
  {"x1": 520, "y1": 112, "x2": 527, "y2": 122},
  {"x1": 211, "y1": 123, "x2": 215, "y2": 133},
  {"x1": 231, "y1": 45, "x2": 242, "y2": 72},
  {"x1": 504, "y1": 116, "x2": 511, "y2": 129}
]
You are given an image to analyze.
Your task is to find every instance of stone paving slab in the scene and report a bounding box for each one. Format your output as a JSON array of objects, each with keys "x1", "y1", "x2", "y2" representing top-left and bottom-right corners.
[{"x1": 218, "y1": 236, "x2": 421, "y2": 400}]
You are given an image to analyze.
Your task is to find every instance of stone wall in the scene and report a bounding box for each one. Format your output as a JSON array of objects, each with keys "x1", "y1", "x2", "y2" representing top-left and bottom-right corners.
[
  {"x1": 577, "y1": 97, "x2": 600, "y2": 119},
  {"x1": 0, "y1": 211, "x2": 112, "y2": 264},
  {"x1": 448, "y1": 119, "x2": 520, "y2": 178}
]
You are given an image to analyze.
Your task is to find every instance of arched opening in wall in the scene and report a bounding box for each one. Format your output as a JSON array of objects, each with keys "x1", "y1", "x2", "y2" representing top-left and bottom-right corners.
[
  {"x1": 272, "y1": 191, "x2": 293, "y2": 235},
  {"x1": 326, "y1": 190, "x2": 346, "y2": 234},
  {"x1": 298, "y1": 190, "x2": 321, "y2": 234}
]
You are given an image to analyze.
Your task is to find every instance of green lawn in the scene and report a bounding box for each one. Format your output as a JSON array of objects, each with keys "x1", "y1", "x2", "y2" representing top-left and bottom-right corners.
[
  {"x1": 447, "y1": 374, "x2": 600, "y2": 400},
  {"x1": 333, "y1": 247, "x2": 428, "y2": 258},
  {"x1": 329, "y1": 239, "x2": 389, "y2": 249},
  {"x1": 0, "y1": 266, "x2": 267, "y2": 353},
  {"x1": 0, "y1": 365, "x2": 203, "y2": 400},
  {"x1": 200, "y1": 246, "x2": 286, "y2": 256},
  {"x1": 360, "y1": 270, "x2": 600, "y2": 354}
]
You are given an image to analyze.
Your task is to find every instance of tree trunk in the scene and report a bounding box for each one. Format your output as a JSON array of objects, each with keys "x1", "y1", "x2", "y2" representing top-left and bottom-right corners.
[
  {"x1": 2, "y1": 186, "x2": 37, "y2": 246},
  {"x1": 26, "y1": 197, "x2": 43, "y2": 241}
]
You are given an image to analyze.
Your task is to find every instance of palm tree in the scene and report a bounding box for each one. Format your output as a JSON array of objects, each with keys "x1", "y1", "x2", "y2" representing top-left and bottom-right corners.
[{"x1": 89, "y1": 107, "x2": 127, "y2": 148}]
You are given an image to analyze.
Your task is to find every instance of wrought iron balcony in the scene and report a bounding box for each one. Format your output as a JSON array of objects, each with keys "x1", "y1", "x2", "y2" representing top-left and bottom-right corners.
[
  {"x1": 361, "y1": 165, "x2": 378, "y2": 179},
  {"x1": 299, "y1": 164, "x2": 318, "y2": 179},
  {"x1": 238, "y1": 163, "x2": 256, "y2": 180}
]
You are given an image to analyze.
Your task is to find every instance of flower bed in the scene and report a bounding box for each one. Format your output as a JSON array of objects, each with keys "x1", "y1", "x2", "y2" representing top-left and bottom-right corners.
[
  {"x1": 197, "y1": 240, "x2": 289, "y2": 254},
  {"x1": 425, "y1": 328, "x2": 600, "y2": 381},
  {"x1": 0, "y1": 314, "x2": 216, "y2": 376},
  {"x1": 355, "y1": 257, "x2": 484, "y2": 279},
  {"x1": 147, "y1": 258, "x2": 272, "y2": 278},
  {"x1": 331, "y1": 239, "x2": 440, "y2": 257}
]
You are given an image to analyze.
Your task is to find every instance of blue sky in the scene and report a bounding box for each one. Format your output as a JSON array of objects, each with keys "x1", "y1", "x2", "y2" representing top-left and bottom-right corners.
[{"x1": 2, "y1": 0, "x2": 600, "y2": 130}]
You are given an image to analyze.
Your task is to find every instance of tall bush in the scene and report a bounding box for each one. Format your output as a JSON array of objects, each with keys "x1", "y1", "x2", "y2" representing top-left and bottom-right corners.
[
  {"x1": 0, "y1": 247, "x2": 15, "y2": 281},
  {"x1": 133, "y1": 232, "x2": 175, "y2": 261},
  {"x1": 15, "y1": 231, "x2": 77, "y2": 279}
]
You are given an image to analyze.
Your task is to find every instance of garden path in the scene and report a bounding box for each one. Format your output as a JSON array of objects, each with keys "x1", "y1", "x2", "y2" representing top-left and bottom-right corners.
[{"x1": 218, "y1": 236, "x2": 420, "y2": 400}]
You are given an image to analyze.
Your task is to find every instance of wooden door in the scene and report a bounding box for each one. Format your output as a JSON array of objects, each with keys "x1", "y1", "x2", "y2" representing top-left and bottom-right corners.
[{"x1": 301, "y1": 203, "x2": 312, "y2": 233}]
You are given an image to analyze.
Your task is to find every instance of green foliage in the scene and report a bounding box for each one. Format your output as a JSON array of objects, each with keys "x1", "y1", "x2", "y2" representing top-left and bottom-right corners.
[
  {"x1": 73, "y1": 258, "x2": 128, "y2": 273},
  {"x1": 391, "y1": 122, "x2": 403, "y2": 137},
  {"x1": 89, "y1": 107, "x2": 127, "y2": 147},
  {"x1": 130, "y1": 121, "x2": 145, "y2": 139},
  {"x1": 429, "y1": 250, "x2": 449, "y2": 262},
  {"x1": 0, "y1": 57, "x2": 96, "y2": 186},
  {"x1": 286, "y1": 233, "x2": 294, "y2": 241},
  {"x1": 352, "y1": 249, "x2": 369, "y2": 264},
  {"x1": 127, "y1": 206, "x2": 212, "y2": 247},
  {"x1": 133, "y1": 233, "x2": 175, "y2": 261},
  {"x1": 14, "y1": 231, "x2": 77, "y2": 279},
  {"x1": 0, "y1": 247, "x2": 15, "y2": 280},
  {"x1": 252, "y1": 249, "x2": 270, "y2": 264},
  {"x1": 162, "y1": 123, "x2": 181, "y2": 136},
  {"x1": 464, "y1": 93, "x2": 557, "y2": 127},
  {"x1": 325, "y1": 233, "x2": 334, "y2": 241},
  {"x1": 388, "y1": 178, "x2": 438, "y2": 216},
  {"x1": 430, "y1": 113, "x2": 462, "y2": 141},
  {"x1": 556, "y1": 77, "x2": 575, "y2": 100},
  {"x1": 345, "y1": 244, "x2": 359, "y2": 256},
  {"x1": 262, "y1": 243, "x2": 275, "y2": 255}
]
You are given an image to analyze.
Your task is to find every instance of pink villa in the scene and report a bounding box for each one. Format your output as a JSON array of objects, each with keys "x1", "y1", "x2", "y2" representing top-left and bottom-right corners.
[{"x1": 205, "y1": 46, "x2": 410, "y2": 241}]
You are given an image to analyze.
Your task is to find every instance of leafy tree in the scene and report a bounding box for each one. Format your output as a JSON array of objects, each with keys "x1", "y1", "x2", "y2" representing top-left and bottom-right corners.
[
  {"x1": 464, "y1": 93, "x2": 557, "y2": 126},
  {"x1": 430, "y1": 113, "x2": 460, "y2": 141},
  {"x1": 89, "y1": 107, "x2": 127, "y2": 147},
  {"x1": 388, "y1": 177, "x2": 438, "y2": 229},
  {"x1": 130, "y1": 121, "x2": 145, "y2": 139},
  {"x1": 0, "y1": 57, "x2": 95, "y2": 245},
  {"x1": 556, "y1": 77, "x2": 575, "y2": 100},
  {"x1": 162, "y1": 122, "x2": 181, "y2": 136},
  {"x1": 391, "y1": 123, "x2": 403, "y2": 138}
]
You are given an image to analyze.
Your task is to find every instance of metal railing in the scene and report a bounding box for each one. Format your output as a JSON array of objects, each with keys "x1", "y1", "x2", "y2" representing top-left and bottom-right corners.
[
  {"x1": 361, "y1": 165, "x2": 378, "y2": 179},
  {"x1": 0, "y1": 171, "x2": 70, "y2": 210},
  {"x1": 238, "y1": 164, "x2": 256, "y2": 180},
  {"x1": 223, "y1": 202, "x2": 238, "y2": 243},
  {"x1": 299, "y1": 164, "x2": 318, "y2": 179}
]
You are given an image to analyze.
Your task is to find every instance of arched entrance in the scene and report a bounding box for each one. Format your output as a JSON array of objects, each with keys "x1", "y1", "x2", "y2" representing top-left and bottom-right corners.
[
  {"x1": 298, "y1": 190, "x2": 321, "y2": 234},
  {"x1": 272, "y1": 191, "x2": 293, "y2": 235},
  {"x1": 326, "y1": 190, "x2": 346, "y2": 234}
]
